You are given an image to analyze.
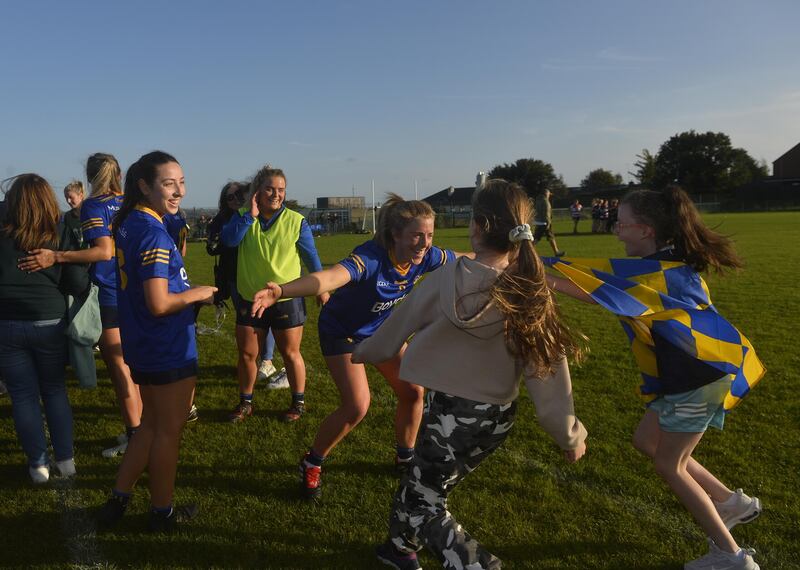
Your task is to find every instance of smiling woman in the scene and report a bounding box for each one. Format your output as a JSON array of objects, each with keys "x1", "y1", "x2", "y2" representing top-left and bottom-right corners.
[{"x1": 97, "y1": 151, "x2": 217, "y2": 533}]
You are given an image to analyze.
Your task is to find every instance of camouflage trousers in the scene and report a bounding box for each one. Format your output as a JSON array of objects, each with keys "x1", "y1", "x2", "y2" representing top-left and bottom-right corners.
[{"x1": 388, "y1": 390, "x2": 518, "y2": 570}]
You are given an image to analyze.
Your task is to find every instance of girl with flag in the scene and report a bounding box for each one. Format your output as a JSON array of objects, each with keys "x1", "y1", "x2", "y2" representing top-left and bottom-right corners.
[{"x1": 548, "y1": 185, "x2": 764, "y2": 570}]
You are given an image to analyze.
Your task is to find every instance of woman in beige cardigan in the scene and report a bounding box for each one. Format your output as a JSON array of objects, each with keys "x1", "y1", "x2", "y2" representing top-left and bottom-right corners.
[{"x1": 353, "y1": 179, "x2": 587, "y2": 570}]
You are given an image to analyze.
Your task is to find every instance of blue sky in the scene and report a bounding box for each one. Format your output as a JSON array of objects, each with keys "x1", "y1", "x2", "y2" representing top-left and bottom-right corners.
[{"x1": 2, "y1": 1, "x2": 799, "y2": 207}]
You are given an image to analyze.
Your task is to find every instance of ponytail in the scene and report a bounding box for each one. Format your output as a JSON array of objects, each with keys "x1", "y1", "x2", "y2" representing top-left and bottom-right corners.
[
  {"x1": 472, "y1": 180, "x2": 583, "y2": 372},
  {"x1": 622, "y1": 186, "x2": 742, "y2": 273},
  {"x1": 374, "y1": 193, "x2": 435, "y2": 251},
  {"x1": 86, "y1": 153, "x2": 122, "y2": 197}
]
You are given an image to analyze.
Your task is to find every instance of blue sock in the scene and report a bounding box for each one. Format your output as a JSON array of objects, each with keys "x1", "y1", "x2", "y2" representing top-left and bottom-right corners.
[
  {"x1": 151, "y1": 504, "x2": 173, "y2": 516},
  {"x1": 306, "y1": 448, "x2": 325, "y2": 467},
  {"x1": 240, "y1": 393, "x2": 253, "y2": 403},
  {"x1": 292, "y1": 392, "x2": 305, "y2": 405},
  {"x1": 396, "y1": 446, "x2": 415, "y2": 461}
]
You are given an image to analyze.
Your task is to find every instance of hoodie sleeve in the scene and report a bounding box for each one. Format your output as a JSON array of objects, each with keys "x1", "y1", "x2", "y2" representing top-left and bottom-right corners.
[
  {"x1": 524, "y1": 358, "x2": 587, "y2": 450},
  {"x1": 353, "y1": 271, "x2": 439, "y2": 364}
]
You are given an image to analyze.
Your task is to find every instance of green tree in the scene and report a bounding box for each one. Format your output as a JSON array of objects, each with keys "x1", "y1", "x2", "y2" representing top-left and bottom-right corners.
[
  {"x1": 580, "y1": 168, "x2": 623, "y2": 191},
  {"x1": 629, "y1": 149, "x2": 656, "y2": 187},
  {"x1": 488, "y1": 158, "x2": 567, "y2": 198},
  {"x1": 653, "y1": 130, "x2": 766, "y2": 193}
]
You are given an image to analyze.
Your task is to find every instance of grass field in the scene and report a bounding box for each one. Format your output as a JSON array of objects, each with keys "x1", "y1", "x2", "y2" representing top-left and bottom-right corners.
[{"x1": 1, "y1": 211, "x2": 798, "y2": 569}]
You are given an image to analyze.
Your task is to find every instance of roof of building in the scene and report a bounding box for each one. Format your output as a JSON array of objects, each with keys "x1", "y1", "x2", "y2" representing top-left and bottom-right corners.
[{"x1": 421, "y1": 186, "x2": 476, "y2": 207}]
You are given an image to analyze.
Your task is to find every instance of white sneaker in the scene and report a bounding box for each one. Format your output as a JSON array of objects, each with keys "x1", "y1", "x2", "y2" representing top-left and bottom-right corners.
[
  {"x1": 55, "y1": 458, "x2": 76, "y2": 478},
  {"x1": 685, "y1": 541, "x2": 759, "y2": 570},
  {"x1": 715, "y1": 489, "x2": 762, "y2": 530},
  {"x1": 257, "y1": 360, "x2": 277, "y2": 382},
  {"x1": 29, "y1": 465, "x2": 50, "y2": 484},
  {"x1": 265, "y1": 368, "x2": 289, "y2": 390},
  {"x1": 102, "y1": 440, "x2": 128, "y2": 458}
]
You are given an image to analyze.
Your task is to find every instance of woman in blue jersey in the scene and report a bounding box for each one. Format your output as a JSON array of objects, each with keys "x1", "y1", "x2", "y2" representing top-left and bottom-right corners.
[
  {"x1": 19, "y1": 153, "x2": 142, "y2": 458},
  {"x1": 251, "y1": 194, "x2": 458, "y2": 499},
  {"x1": 97, "y1": 151, "x2": 216, "y2": 532}
]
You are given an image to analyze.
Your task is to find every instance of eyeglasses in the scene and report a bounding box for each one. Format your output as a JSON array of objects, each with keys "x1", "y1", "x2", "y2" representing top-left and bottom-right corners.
[
  {"x1": 612, "y1": 221, "x2": 648, "y2": 233},
  {"x1": 226, "y1": 193, "x2": 240, "y2": 201}
]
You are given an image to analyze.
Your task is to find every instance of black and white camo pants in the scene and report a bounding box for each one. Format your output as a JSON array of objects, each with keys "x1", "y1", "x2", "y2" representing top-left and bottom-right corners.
[{"x1": 388, "y1": 390, "x2": 517, "y2": 570}]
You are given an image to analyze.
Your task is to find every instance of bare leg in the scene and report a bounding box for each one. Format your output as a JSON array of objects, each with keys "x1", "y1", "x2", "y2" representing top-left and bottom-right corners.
[
  {"x1": 99, "y1": 327, "x2": 141, "y2": 428},
  {"x1": 633, "y1": 410, "x2": 734, "y2": 502},
  {"x1": 653, "y1": 429, "x2": 739, "y2": 553},
  {"x1": 273, "y1": 326, "x2": 305, "y2": 395},
  {"x1": 311, "y1": 355, "x2": 371, "y2": 456},
  {"x1": 235, "y1": 325, "x2": 264, "y2": 396},
  {"x1": 375, "y1": 347, "x2": 424, "y2": 449}
]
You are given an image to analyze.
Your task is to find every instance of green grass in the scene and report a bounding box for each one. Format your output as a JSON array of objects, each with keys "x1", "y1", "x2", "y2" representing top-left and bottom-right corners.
[{"x1": 1, "y1": 212, "x2": 798, "y2": 569}]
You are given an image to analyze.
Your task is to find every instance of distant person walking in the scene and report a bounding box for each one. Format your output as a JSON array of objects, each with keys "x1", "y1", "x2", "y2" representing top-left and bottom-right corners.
[
  {"x1": 570, "y1": 199, "x2": 583, "y2": 234},
  {"x1": 533, "y1": 189, "x2": 565, "y2": 256}
]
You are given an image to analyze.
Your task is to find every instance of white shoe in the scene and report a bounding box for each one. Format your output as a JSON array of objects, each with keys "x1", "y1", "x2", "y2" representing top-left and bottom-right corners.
[
  {"x1": 685, "y1": 540, "x2": 759, "y2": 570},
  {"x1": 55, "y1": 458, "x2": 76, "y2": 478},
  {"x1": 265, "y1": 368, "x2": 289, "y2": 390},
  {"x1": 257, "y1": 360, "x2": 278, "y2": 382},
  {"x1": 715, "y1": 489, "x2": 762, "y2": 530},
  {"x1": 102, "y1": 441, "x2": 128, "y2": 458},
  {"x1": 29, "y1": 465, "x2": 50, "y2": 484}
]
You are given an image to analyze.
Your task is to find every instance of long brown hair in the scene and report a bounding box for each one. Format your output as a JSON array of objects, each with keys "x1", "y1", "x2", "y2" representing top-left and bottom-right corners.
[
  {"x1": 374, "y1": 193, "x2": 435, "y2": 251},
  {"x1": 86, "y1": 152, "x2": 122, "y2": 197},
  {"x1": 2, "y1": 174, "x2": 61, "y2": 251},
  {"x1": 472, "y1": 179, "x2": 582, "y2": 372},
  {"x1": 622, "y1": 185, "x2": 742, "y2": 273}
]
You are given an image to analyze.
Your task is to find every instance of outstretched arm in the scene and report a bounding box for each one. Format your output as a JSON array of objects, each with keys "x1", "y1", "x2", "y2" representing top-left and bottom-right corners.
[
  {"x1": 251, "y1": 264, "x2": 351, "y2": 317},
  {"x1": 547, "y1": 274, "x2": 596, "y2": 304}
]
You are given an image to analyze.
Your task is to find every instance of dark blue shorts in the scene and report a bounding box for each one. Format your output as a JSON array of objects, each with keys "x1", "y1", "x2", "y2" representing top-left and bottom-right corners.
[
  {"x1": 130, "y1": 360, "x2": 199, "y2": 386},
  {"x1": 319, "y1": 335, "x2": 362, "y2": 357},
  {"x1": 99, "y1": 304, "x2": 119, "y2": 329},
  {"x1": 236, "y1": 296, "x2": 306, "y2": 330}
]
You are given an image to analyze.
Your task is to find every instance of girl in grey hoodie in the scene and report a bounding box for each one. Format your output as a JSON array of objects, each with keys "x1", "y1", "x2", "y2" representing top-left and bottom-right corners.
[{"x1": 353, "y1": 179, "x2": 587, "y2": 570}]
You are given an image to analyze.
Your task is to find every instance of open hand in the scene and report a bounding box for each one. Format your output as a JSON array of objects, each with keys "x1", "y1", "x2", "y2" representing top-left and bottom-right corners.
[
  {"x1": 251, "y1": 282, "x2": 282, "y2": 317},
  {"x1": 18, "y1": 249, "x2": 56, "y2": 272},
  {"x1": 250, "y1": 189, "x2": 260, "y2": 218}
]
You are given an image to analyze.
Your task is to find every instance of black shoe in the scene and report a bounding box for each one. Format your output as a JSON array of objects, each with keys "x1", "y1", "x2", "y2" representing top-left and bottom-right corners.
[
  {"x1": 375, "y1": 541, "x2": 421, "y2": 570},
  {"x1": 148, "y1": 504, "x2": 199, "y2": 533},
  {"x1": 97, "y1": 494, "x2": 129, "y2": 529}
]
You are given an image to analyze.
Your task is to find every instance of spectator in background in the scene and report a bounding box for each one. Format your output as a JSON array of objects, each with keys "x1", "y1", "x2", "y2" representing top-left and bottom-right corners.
[
  {"x1": 63, "y1": 180, "x2": 86, "y2": 245},
  {"x1": 533, "y1": 189, "x2": 565, "y2": 256},
  {"x1": 570, "y1": 199, "x2": 583, "y2": 234},
  {"x1": 1, "y1": 174, "x2": 90, "y2": 483},
  {"x1": 599, "y1": 199, "x2": 610, "y2": 233},
  {"x1": 607, "y1": 199, "x2": 619, "y2": 234},
  {"x1": 591, "y1": 198, "x2": 602, "y2": 233}
]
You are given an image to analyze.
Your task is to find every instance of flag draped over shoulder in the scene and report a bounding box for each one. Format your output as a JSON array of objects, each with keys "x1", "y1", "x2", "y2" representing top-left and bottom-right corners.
[{"x1": 542, "y1": 257, "x2": 765, "y2": 411}]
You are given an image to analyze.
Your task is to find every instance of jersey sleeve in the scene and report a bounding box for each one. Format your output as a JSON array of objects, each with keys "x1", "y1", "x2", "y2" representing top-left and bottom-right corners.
[
  {"x1": 136, "y1": 229, "x2": 175, "y2": 281},
  {"x1": 423, "y1": 246, "x2": 455, "y2": 273},
  {"x1": 80, "y1": 199, "x2": 111, "y2": 243},
  {"x1": 337, "y1": 242, "x2": 379, "y2": 283}
]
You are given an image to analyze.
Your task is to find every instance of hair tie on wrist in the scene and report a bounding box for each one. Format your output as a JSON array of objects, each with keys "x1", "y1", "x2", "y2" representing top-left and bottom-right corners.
[{"x1": 508, "y1": 223, "x2": 533, "y2": 243}]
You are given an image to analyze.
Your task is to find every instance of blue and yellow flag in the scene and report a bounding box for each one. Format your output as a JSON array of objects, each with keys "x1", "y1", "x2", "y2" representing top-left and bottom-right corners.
[{"x1": 543, "y1": 257, "x2": 765, "y2": 411}]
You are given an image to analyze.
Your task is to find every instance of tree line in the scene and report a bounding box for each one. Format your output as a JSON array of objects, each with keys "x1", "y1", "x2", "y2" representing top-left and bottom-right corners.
[{"x1": 488, "y1": 130, "x2": 768, "y2": 198}]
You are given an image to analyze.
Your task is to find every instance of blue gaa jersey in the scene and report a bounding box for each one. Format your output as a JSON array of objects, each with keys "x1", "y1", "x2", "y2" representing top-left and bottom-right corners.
[
  {"x1": 80, "y1": 193, "x2": 122, "y2": 306},
  {"x1": 115, "y1": 206, "x2": 197, "y2": 372},
  {"x1": 318, "y1": 240, "x2": 455, "y2": 340}
]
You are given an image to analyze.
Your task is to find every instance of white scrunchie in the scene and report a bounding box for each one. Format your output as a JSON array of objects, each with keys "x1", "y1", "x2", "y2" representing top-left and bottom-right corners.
[{"x1": 508, "y1": 223, "x2": 534, "y2": 243}]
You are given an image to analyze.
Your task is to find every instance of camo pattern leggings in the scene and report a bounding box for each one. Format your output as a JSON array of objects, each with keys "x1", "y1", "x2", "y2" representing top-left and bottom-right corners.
[{"x1": 388, "y1": 390, "x2": 518, "y2": 570}]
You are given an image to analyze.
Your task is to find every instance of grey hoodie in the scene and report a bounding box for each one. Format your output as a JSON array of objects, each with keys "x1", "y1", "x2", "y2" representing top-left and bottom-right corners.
[{"x1": 353, "y1": 256, "x2": 586, "y2": 450}]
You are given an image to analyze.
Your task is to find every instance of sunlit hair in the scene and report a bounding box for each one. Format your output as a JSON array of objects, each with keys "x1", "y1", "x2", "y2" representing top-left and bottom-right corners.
[
  {"x1": 2, "y1": 173, "x2": 61, "y2": 251},
  {"x1": 374, "y1": 193, "x2": 435, "y2": 251},
  {"x1": 64, "y1": 180, "x2": 85, "y2": 198},
  {"x1": 113, "y1": 151, "x2": 179, "y2": 235},
  {"x1": 471, "y1": 179, "x2": 583, "y2": 372},
  {"x1": 86, "y1": 153, "x2": 122, "y2": 197},
  {"x1": 622, "y1": 185, "x2": 742, "y2": 273},
  {"x1": 249, "y1": 165, "x2": 285, "y2": 200}
]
